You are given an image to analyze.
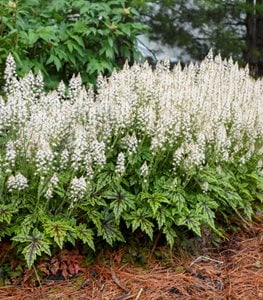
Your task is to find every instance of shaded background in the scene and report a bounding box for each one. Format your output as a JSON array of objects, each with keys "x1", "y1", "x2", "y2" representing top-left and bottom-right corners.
[{"x1": 136, "y1": 0, "x2": 263, "y2": 76}]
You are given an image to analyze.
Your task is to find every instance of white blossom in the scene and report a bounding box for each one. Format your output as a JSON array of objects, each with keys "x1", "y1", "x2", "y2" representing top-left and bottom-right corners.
[
  {"x1": 35, "y1": 147, "x2": 54, "y2": 175},
  {"x1": 115, "y1": 152, "x2": 125, "y2": 176},
  {"x1": 7, "y1": 173, "x2": 28, "y2": 192},
  {"x1": 50, "y1": 173, "x2": 59, "y2": 186},
  {"x1": 4, "y1": 54, "x2": 17, "y2": 94},
  {"x1": 140, "y1": 161, "x2": 149, "y2": 177},
  {"x1": 44, "y1": 173, "x2": 59, "y2": 200},
  {"x1": 69, "y1": 177, "x2": 87, "y2": 202},
  {"x1": 122, "y1": 133, "x2": 138, "y2": 155},
  {"x1": 44, "y1": 187, "x2": 53, "y2": 200},
  {"x1": 0, "y1": 51, "x2": 262, "y2": 180},
  {"x1": 201, "y1": 181, "x2": 209, "y2": 193},
  {"x1": 5, "y1": 141, "x2": 16, "y2": 168}
]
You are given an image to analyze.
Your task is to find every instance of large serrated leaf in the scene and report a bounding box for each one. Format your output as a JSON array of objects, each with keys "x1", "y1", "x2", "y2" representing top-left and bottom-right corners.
[
  {"x1": 178, "y1": 211, "x2": 202, "y2": 236},
  {"x1": 0, "y1": 204, "x2": 17, "y2": 224},
  {"x1": 13, "y1": 229, "x2": 51, "y2": 267},
  {"x1": 76, "y1": 223, "x2": 95, "y2": 251},
  {"x1": 100, "y1": 212, "x2": 125, "y2": 246},
  {"x1": 44, "y1": 220, "x2": 73, "y2": 249},
  {"x1": 163, "y1": 226, "x2": 177, "y2": 248}
]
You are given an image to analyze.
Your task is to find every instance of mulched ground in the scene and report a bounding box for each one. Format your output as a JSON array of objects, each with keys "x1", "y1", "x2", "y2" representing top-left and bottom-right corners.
[{"x1": 0, "y1": 215, "x2": 262, "y2": 300}]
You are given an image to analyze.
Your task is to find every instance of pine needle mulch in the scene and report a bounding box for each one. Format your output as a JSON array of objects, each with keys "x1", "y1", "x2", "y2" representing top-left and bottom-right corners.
[{"x1": 0, "y1": 215, "x2": 262, "y2": 300}]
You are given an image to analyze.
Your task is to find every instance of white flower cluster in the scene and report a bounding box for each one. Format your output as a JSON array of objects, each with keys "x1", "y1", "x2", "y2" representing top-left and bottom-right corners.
[
  {"x1": 0, "y1": 51, "x2": 262, "y2": 187},
  {"x1": 115, "y1": 152, "x2": 126, "y2": 176},
  {"x1": 44, "y1": 173, "x2": 59, "y2": 200},
  {"x1": 201, "y1": 181, "x2": 209, "y2": 193},
  {"x1": 4, "y1": 141, "x2": 16, "y2": 168},
  {"x1": 140, "y1": 161, "x2": 149, "y2": 178},
  {"x1": 69, "y1": 177, "x2": 87, "y2": 203},
  {"x1": 35, "y1": 148, "x2": 55, "y2": 175},
  {"x1": 122, "y1": 133, "x2": 138, "y2": 155},
  {"x1": 4, "y1": 53, "x2": 17, "y2": 94},
  {"x1": 7, "y1": 173, "x2": 28, "y2": 192}
]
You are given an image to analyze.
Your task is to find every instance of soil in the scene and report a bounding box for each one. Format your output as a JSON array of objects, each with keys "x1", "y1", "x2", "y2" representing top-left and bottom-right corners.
[{"x1": 0, "y1": 215, "x2": 262, "y2": 300}]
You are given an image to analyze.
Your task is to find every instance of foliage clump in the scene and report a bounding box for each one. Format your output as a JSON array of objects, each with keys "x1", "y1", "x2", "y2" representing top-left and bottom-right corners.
[
  {"x1": 0, "y1": 0, "x2": 146, "y2": 89},
  {"x1": 0, "y1": 51, "x2": 262, "y2": 267}
]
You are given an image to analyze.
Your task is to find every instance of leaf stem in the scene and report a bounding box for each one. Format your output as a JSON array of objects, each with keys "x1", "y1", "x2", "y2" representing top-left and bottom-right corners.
[{"x1": 33, "y1": 264, "x2": 42, "y2": 286}]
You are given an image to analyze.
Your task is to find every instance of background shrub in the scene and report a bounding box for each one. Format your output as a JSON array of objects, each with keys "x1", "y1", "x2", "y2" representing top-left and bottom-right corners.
[{"x1": 0, "y1": 0, "x2": 147, "y2": 89}]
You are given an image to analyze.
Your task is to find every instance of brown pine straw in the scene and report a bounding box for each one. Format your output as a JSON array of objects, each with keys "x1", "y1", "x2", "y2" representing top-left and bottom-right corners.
[{"x1": 0, "y1": 215, "x2": 262, "y2": 300}]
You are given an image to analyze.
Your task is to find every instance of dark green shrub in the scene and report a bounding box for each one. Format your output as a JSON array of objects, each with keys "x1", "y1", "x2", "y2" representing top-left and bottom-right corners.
[{"x1": 0, "y1": 0, "x2": 147, "y2": 88}]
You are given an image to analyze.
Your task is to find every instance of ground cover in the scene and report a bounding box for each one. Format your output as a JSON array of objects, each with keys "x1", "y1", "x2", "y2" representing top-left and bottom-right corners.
[{"x1": 0, "y1": 214, "x2": 262, "y2": 299}]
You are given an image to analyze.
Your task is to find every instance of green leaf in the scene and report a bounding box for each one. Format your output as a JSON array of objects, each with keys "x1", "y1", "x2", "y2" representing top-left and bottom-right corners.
[
  {"x1": 221, "y1": 190, "x2": 243, "y2": 209},
  {"x1": 163, "y1": 225, "x2": 177, "y2": 248},
  {"x1": 43, "y1": 219, "x2": 73, "y2": 249},
  {"x1": 195, "y1": 194, "x2": 218, "y2": 228},
  {"x1": 50, "y1": 0, "x2": 66, "y2": 12},
  {"x1": 178, "y1": 211, "x2": 201, "y2": 236},
  {"x1": 0, "y1": 204, "x2": 17, "y2": 224},
  {"x1": 27, "y1": 30, "x2": 38, "y2": 44},
  {"x1": 86, "y1": 209, "x2": 103, "y2": 232},
  {"x1": 105, "y1": 47, "x2": 114, "y2": 59},
  {"x1": 107, "y1": 36, "x2": 114, "y2": 48},
  {"x1": 256, "y1": 192, "x2": 263, "y2": 202},
  {"x1": 53, "y1": 56, "x2": 62, "y2": 71},
  {"x1": 36, "y1": 26, "x2": 57, "y2": 42},
  {"x1": 100, "y1": 211, "x2": 125, "y2": 246},
  {"x1": 76, "y1": 223, "x2": 95, "y2": 251},
  {"x1": 155, "y1": 208, "x2": 173, "y2": 229},
  {"x1": 70, "y1": 35, "x2": 85, "y2": 48},
  {"x1": 65, "y1": 41, "x2": 74, "y2": 53},
  {"x1": 141, "y1": 192, "x2": 169, "y2": 216},
  {"x1": 12, "y1": 228, "x2": 51, "y2": 267},
  {"x1": 119, "y1": 24, "x2": 131, "y2": 36},
  {"x1": 125, "y1": 208, "x2": 154, "y2": 240},
  {"x1": 243, "y1": 202, "x2": 253, "y2": 220},
  {"x1": 54, "y1": 184, "x2": 65, "y2": 198},
  {"x1": 171, "y1": 193, "x2": 186, "y2": 213},
  {"x1": 46, "y1": 54, "x2": 62, "y2": 71},
  {"x1": 107, "y1": 189, "x2": 135, "y2": 220},
  {"x1": 73, "y1": 21, "x2": 88, "y2": 33}
]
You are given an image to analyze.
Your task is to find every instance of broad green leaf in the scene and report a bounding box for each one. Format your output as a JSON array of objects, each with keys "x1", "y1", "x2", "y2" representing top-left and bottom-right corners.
[
  {"x1": 43, "y1": 219, "x2": 73, "y2": 249},
  {"x1": 76, "y1": 223, "x2": 95, "y2": 251},
  {"x1": 119, "y1": 24, "x2": 131, "y2": 36},
  {"x1": 141, "y1": 192, "x2": 169, "y2": 216},
  {"x1": 163, "y1": 226, "x2": 177, "y2": 248},
  {"x1": 36, "y1": 26, "x2": 57, "y2": 42},
  {"x1": 50, "y1": 0, "x2": 66, "y2": 12},
  {"x1": 178, "y1": 211, "x2": 201, "y2": 236},
  {"x1": 156, "y1": 209, "x2": 173, "y2": 229},
  {"x1": 108, "y1": 189, "x2": 135, "y2": 220},
  {"x1": 27, "y1": 30, "x2": 38, "y2": 44},
  {"x1": 65, "y1": 40, "x2": 74, "y2": 53},
  {"x1": 125, "y1": 208, "x2": 154, "y2": 240},
  {"x1": 171, "y1": 193, "x2": 186, "y2": 213},
  {"x1": 70, "y1": 35, "x2": 85, "y2": 48},
  {"x1": 256, "y1": 192, "x2": 263, "y2": 202},
  {"x1": 86, "y1": 209, "x2": 103, "y2": 232},
  {"x1": 100, "y1": 211, "x2": 125, "y2": 246},
  {"x1": 53, "y1": 56, "x2": 62, "y2": 71},
  {"x1": 196, "y1": 194, "x2": 218, "y2": 228},
  {"x1": 107, "y1": 36, "x2": 114, "y2": 48},
  {"x1": 243, "y1": 202, "x2": 253, "y2": 220},
  {"x1": 13, "y1": 229, "x2": 51, "y2": 267},
  {"x1": 0, "y1": 204, "x2": 17, "y2": 224}
]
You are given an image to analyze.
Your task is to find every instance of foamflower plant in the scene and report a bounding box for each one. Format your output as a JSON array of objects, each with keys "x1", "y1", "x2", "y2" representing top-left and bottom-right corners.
[{"x1": 0, "y1": 51, "x2": 262, "y2": 267}]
